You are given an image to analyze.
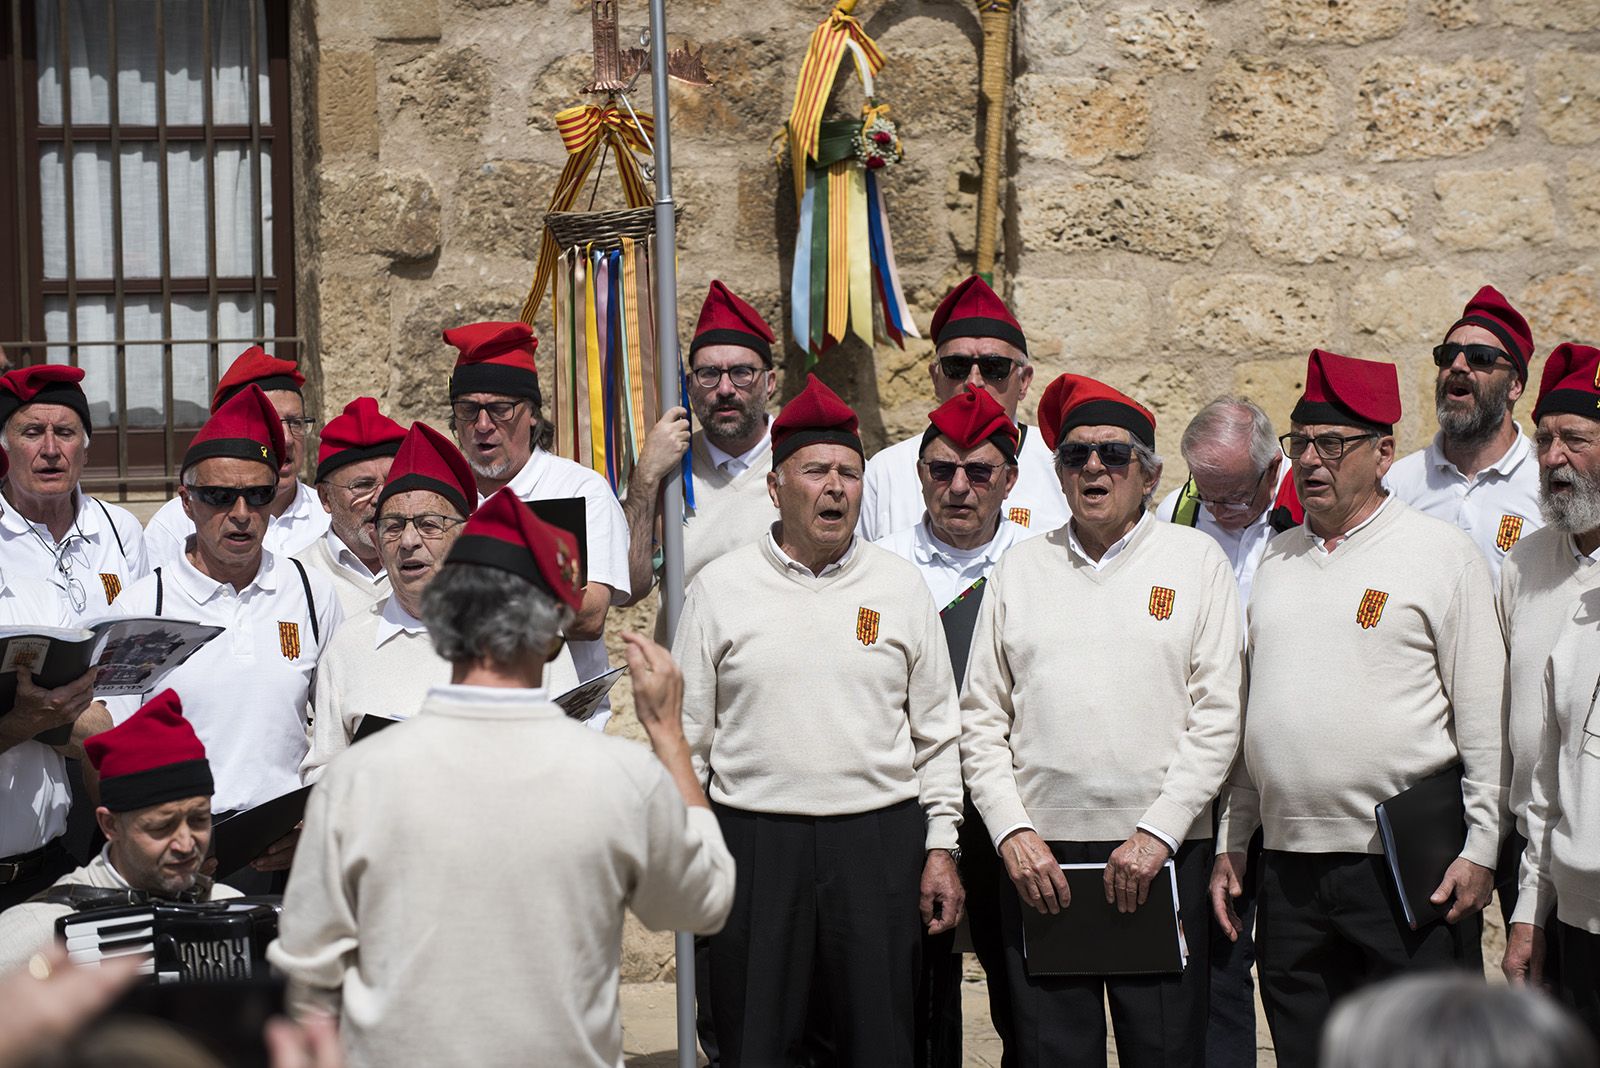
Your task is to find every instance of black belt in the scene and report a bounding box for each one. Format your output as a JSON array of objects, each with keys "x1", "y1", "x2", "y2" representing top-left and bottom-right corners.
[{"x1": 0, "y1": 839, "x2": 63, "y2": 885}]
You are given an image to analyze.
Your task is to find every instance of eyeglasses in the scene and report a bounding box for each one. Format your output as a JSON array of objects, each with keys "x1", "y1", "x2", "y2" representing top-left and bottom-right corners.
[
  {"x1": 919, "y1": 459, "x2": 1004, "y2": 485},
  {"x1": 374, "y1": 514, "x2": 465, "y2": 542},
  {"x1": 191, "y1": 485, "x2": 277, "y2": 508},
  {"x1": 1058, "y1": 441, "x2": 1135, "y2": 469},
  {"x1": 1280, "y1": 432, "x2": 1377, "y2": 461},
  {"x1": 690, "y1": 365, "x2": 764, "y2": 389},
  {"x1": 325, "y1": 476, "x2": 383, "y2": 500},
  {"x1": 938, "y1": 355, "x2": 1017, "y2": 383},
  {"x1": 1432, "y1": 342, "x2": 1509, "y2": 371},
  {"x1": 450, "y1": 400, "x2": 525, "y2": 426},
  {"x1": 1196, "y1": 466, "x2": 1271, "y2": 512},
  {"x1": 280, "y1": 417, "x2": 316, "y2": 437}
]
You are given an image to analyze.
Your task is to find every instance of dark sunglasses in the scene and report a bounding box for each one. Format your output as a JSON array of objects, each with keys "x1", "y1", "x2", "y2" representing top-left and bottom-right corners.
[
  {"x1": 1058, "y1": 441, "x2": 1135, "y2": 469},
  {"x1": 191, "y1": 485, "x2": 276, "y2": 508},
  {"x1": 938, "y1": 355, "x2": 1017, "y2": 383},
  {"x1": 920, "y1": 459, "x2": 1002, "y2": 485},
  {"x1": 1432, "y1": 342, "x2": 1509, "y2": 371}
]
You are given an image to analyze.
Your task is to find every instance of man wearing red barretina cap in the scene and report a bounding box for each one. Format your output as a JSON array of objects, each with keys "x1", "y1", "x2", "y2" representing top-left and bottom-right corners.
[
  {"x1": 859, "y1": 276, "x2": 1068, "y2": 543},
  {"x1": 300, "y1": 423, "x2": 579, "y2": 783},
  {"x1": 443, "y1": 321, "x2": 630, "y2": 729},
  {"x1": 144, "y1": 348, "x2": 331, "y2": 571},
  {"x1": 269, "y1": 490, "x2": 733, "y2": 1066},
  {"x1": 623, "y1": 281, "x2": 780, "y2": 624},
  {"x1": 1500, "y1": 344, "x2": 1600, "y2": 1001},
  {"x1": 1213, "y1": 350, "x2": 1506, "y2": 1067},
  {"x1": 106, "y1": 386, "x2": 343, "y2": 892},
  {"x1": 0, "y1": 365, "x2": 150, "y2": 620},
  {"x1": 1387, "y1": 285, "x2": 1542, "y2": 580},
  {"x1": 961, "y1": 373, "x2": 1243, "y2": 1066},
  {"x1": 676, "y1": 375, "x2": 963, "y2": 1065},
  {"x1": 875, "y1": 388, "x2": 1045, "y2": 1067},
  {"x1": 293, "y1": 397, "x2": 406, "y2": 618},
  {"x1": 0, "y1": 690, "x2": 241, "y2": 971}
]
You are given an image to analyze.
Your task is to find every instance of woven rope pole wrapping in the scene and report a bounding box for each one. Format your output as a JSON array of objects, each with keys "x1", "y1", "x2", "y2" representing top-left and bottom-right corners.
[{"x1": 975, "y1": 0, "x2": 1013, "y2": 279}]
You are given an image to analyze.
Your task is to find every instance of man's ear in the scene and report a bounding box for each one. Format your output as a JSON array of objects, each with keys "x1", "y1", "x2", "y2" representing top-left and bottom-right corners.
[
  {"x1": 178, "y1": 483, "x2": 194, "y2": 523},
  {"x1": 315, "y1": 481, "x2": 335, "y2": 516},
  {"x1": 94, "y1": 806, "x2": 119, "y2": 842}
]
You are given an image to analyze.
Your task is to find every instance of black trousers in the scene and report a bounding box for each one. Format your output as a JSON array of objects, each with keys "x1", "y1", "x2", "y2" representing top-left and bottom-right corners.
[
  {"x1": 1255, "y1": 850, "x2": 1482, "y2": 1068},
  {"x1": 1555, "y1": 921, "x2": 1600, "y2": 1043},
  {"x1": 1206, "y1": 826, "x2": 1262, "y2": 1068},
  {"x1": 0, "y1": 839, "x2": 77, "y2": 911},
  {"x1": 710, "y1": 799, "x2": 925, "y2": 1068},
  {"x1": 912, "y1": 798, "x2": 1013, "y2": 1068},
  {"x1": 999, "y1": 838, "x2": 1212, "y2": 1068}
]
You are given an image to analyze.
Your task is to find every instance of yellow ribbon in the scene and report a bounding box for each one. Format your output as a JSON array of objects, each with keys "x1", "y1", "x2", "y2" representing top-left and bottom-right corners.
[
  {"x1": 826, "y1": 162, "x2": 850, "y2": 345},
  {"x1": 621, "y1": 238, "x2": 647, "y2": 449},
  {"x1": 846, "y1": 164, "x2": 871, "y2": 347},
  {"x1": 573, "y1": 251, "x2": 591, "y2": 469},
  {"x1": 583, "y1": 247, "x2": 606, "y2": 477},
  {"x1": 520, "y1": 104, "x2": 656, "y2": 326},
  {"x1": 783, "y1": 5, "x2": 887, "y2": 203}
]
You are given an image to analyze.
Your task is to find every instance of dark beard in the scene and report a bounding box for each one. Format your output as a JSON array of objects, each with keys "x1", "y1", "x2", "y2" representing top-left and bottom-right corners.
[
  {"x1": 1435, "y1": 372, "x2": 1511, "y2": 448},
  {"x1": 700, "y1": 401, "x2": 763, "y2": 452}
]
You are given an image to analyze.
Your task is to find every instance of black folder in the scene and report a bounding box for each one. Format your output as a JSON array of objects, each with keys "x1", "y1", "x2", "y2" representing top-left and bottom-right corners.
[
  {"x1": 525, "y1": 497, "x2": 588, "y2": 583},
  {"x1": 1375, "y1": 763, "x2": 1466, "y2": 930},
  {"x1": 209, "y1": 786, "x2": 312, "y2": 879},
  {"x1": 1020, "y1": 862, "x2": 1189, "y2": 976},
  {"x1": 352, "y1": 714, "x2": 400, "y2": 743},
  {"x1": 939, "y1": 579, "x2": 986, "y2": 687}
]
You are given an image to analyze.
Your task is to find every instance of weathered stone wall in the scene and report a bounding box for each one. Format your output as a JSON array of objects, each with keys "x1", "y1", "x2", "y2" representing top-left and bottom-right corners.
[{"x1": 302, "y1": 0, "x2": 1597, "y2": 979}]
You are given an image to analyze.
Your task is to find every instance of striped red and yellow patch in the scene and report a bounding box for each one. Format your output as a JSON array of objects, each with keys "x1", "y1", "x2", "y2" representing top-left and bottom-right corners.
[
  {"x1": 1148, "y1": 586, "x2": 1175, "y2": 621},
  {"x1": 278, "y1": 621, "x2": 301, "y2": 660},
  {"x1": 1496, "y1": 514, "x2": 1525, "y2": 553},
  {"x1": 856, "y1": 607, "x2": 881, "y2": 647},
  {"x1": 1356, "y1": 589, "x2": 1389, "y2": 630},
  {"x1": 98, "y1": 573, "x2": 122, "y2": 604},
  {"x1": 1007, "y1": 507, "x2": 1031, "y2": 528}
]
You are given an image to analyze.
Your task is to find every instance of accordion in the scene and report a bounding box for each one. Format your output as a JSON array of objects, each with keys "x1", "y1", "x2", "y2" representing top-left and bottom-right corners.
[{"x1": 56, "y1": 897, "x2": 281, "y2": 983}]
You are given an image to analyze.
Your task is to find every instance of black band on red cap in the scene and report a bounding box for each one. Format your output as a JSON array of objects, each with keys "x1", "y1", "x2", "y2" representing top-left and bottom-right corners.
[
  {"x1": 0, "y1": 381, "x2": 94, "y2": 436},
  {"x1": 449, "y1": 363, "x2": 543, "y2": 406},
  {"x1": 375, "y1": 472, "x2": 473, "y2": 519},
  {"x1": 315, "y1": 440, "x2": 402, "y2": 484},
  {"x1": 934, "y1": 317, "x2": 1029, "y2": 357},
  {"x1": 182, "y1": 437, "x2": 280, "y2": 473},
  {"x1": 918, "y1": 423, "x2": 1019, "y2": 464},
  {"x1": 771, "y1": 428, "x2": 864, "y2": 467},
  {"x1": 217, "y1": 374, "x2": 302, "y2": 408},
  {"x1": 690, "y1": 329, "x2": 773, "y2": 366},
  {"x1": 1533, "y1": 390, "x2": 1600, "y2": 424},
  {"x1": 99, "y1": 758, "x2": 213, "y2": 813},
  {"x1": 1061, "y1": 398, "x2": 1155, "y2": 450},
  {"x1": 1290, "y1": 399, "x2": 1393, "y2": 436},
  {"x1": 446, "y1": 534, "x2": 561, "y2": 598}
]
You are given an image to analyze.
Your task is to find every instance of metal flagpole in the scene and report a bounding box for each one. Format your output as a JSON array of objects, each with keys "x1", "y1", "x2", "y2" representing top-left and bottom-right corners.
[{"x1": 643, "y1": 0, "x2": 693, "y2": 1064}]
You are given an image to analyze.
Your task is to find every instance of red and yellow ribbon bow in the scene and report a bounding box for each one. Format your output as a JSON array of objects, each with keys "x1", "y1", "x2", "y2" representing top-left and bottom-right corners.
[
  {"x1": 783, "y1": 1, "x2": 886, "y2": 203},
  {"x1": 521, "y1": 103, "x2": 656, "y2": 325}
]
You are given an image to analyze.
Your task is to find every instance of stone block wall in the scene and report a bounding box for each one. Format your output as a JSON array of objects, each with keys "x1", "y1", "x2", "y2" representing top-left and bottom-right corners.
[{"x1": 301, "y1": 0, "x2": 1597, "y2": 979}]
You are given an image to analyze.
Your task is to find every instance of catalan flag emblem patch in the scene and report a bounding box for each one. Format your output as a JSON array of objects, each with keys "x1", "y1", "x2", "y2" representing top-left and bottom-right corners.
[
  {"x1": 1496, "y1": 514, "x2": 1524, "y2": 553},
  {"x1": 278, "y1": 621, "x2": 301, "y2": 660},
  {"x1": 1148, "y1": 586, "x2": 1175, "y2": 621},
  {"x1": 856, "y1": 607, "x2": 881, "y2": 646},
  {"x1": 1007, "y1": 507, "x2": 1031, "y2": 528},
  {"x1": 1356, "y1": 589, "x2": 1389, "y2": 630},
  {"x1": 98, "y1": 573, "x2": 122, "y2": 604}
]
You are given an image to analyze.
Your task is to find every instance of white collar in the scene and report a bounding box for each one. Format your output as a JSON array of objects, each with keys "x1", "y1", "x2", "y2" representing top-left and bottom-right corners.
[
  {"x1": 375, "y1": 594, "x2": 428, "y2": 649},
  {"x1": 324, "y1": 528, "x2": 383, "y2": 582},
  {"x1": 276, "y1": 481, "x2": 321, "y2": 526},
  {"x1": 1424, "y1": 429, "x2": 1533, "y2": 480},
  {"x1": 1066, "y1": 512, "x2": 1148, "y2": 569},
  {"x1": 766, "y1": 524, "x2": 856, "y2": 578},
  {"x1": 499, "y1": 448, "x2": 553, "y2": 501},
  {"x1": 705, "y1": 424, "x2": 773, "y2": 474},
  {"x1": 171, "y1": 542, "x2": 278, "y2": 603},
  {"x1": 913, "y1": 515, "x2": 1017, "y2": 567},
  {"x1": 98, "y1": 845, "x2": 135, "y2": 890},
  {"x1": 1306, "y1": 494, "x2": 1392, "y2": 552},
  {"x1": 428, "y1": 683, "x2": 552, "y2": 706}
]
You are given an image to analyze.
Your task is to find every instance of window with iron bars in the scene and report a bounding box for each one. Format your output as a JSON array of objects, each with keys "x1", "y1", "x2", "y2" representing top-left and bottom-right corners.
[{"x1": 0, "y1": 0, "x2": 296, "y2": 498}]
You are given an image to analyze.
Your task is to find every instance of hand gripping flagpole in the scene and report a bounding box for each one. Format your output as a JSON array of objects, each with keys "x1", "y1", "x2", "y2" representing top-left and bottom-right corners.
[{"x1": 643, "y1": 0, "x2": 693, "y2": 1065}]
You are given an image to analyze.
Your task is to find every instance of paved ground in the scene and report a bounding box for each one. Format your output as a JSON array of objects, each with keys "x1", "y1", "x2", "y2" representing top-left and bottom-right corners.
[{"x1": 620, "y1": 976, "x2": 1278, "y2": 1067}]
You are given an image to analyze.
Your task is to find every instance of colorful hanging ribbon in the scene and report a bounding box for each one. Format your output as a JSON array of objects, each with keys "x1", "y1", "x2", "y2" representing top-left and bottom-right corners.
[{"x1": 784, "y1": 0, "x2": 886, "y2": 203}]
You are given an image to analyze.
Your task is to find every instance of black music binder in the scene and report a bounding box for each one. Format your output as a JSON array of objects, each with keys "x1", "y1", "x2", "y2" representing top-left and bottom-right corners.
[
  {"x1": 1375, "y1": 763, "x2": 1466, "y2": 930},
  {"x1": 352, "y1": 714, "x2": 400, "y2": 742},
  {"x1": 1021, "y1": 862, "x2": 1189, "y2": 976},
  {"x1": 526, "y1": 497, "x2": 588, "y2": 582},
  {"x1": 209, "y1": 786, "x2": 312, "y2": 878}
]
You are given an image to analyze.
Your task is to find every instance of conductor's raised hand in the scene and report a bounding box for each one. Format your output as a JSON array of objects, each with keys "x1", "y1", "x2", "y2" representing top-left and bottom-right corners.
[
  {"x1": 621, "y1": 631, "x2": 685, "y2": 743},
  {"x1": 1000, "y1": 828, "x2": 1070, "y2": 915}
]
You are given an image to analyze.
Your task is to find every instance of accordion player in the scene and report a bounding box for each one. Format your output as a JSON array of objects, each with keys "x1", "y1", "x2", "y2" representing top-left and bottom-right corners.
[{"x1": 55, "y1": 894, "x2": 281, "y2": 983}]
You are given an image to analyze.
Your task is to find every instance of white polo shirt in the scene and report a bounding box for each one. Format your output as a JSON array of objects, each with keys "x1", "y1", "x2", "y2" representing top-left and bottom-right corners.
[
  {"x1": 143, "y1": 481, "x2": 331, "y2": 572},
  {"x1": 873, "y1": 514, "x2": 1037, "y2": 610},
  {"x1": 496, "y1": 448, "x2": 631, "y2": 732},
  {"x1": 0, "y1": 489, "x2": 149, "y2": 623},
  {"x1": 1155, "y1": 463, "x2": 1295, "y2": 607},
  {"x1": 295, "y1": 529, "x2": 390, "y2": 619},
  {"x1": 857, "y1": 424, "x2": 1069, "y2": 542},
  {"x1": 1385, "y1": 430, "x2": 1542, "y2": 581},
  {"x1": 0, "y1": 573, "x2": 73, "y2": 858},
  {"x1": 105, "y1": 548, "x2": 343, "y2": 813}
]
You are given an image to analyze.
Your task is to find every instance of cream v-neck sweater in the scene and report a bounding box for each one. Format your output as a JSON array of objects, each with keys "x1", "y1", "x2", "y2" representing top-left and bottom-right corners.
[
  {"x1": 675, "y1": 537, "x2": 964, "y2": 850},
  {"x1": 1219, "y1": 497, "x2": 1508, "y2": 866},
  {"x1": 1499, "y1": 526, "x2": 1600, "y2": 833},
  {"x1": 961, "y1": 517, "x2": 1244, "y2": 846}
]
